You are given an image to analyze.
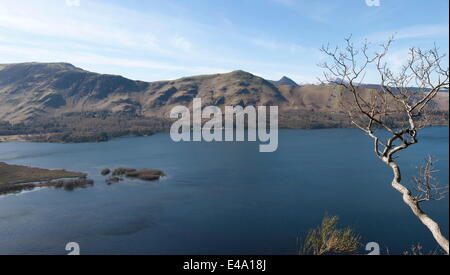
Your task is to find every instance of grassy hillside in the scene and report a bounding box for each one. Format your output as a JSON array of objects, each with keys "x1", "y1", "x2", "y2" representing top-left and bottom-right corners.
[{"x1": 0, "y1": 62, "x2": 447, "y2": 142}]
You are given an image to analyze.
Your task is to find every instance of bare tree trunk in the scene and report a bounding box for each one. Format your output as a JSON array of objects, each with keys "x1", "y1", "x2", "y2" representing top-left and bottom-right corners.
[
  {"x1": 384, "y1": 159, "x2": 449, "y2": 254},
  {"x1": 320, "y1": 37, "x2": 449, "y2": 254}
]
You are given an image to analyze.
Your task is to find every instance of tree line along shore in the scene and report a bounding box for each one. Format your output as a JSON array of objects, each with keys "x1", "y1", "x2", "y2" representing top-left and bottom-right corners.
[{"x1": 0, "y1": 110, "x2": 447, "y2": 144}]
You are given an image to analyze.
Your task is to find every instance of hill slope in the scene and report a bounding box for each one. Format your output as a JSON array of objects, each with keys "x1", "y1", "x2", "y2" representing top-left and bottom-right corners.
[
  {"x1": 269, "y1": 76, "x2": 299, "y2": 87},
  {"x1": 0, "y1": 63, "x2": 289, "y2": 122},
  {"x1": 0, "y1": 62, "x2": 447, "y2": 142}
]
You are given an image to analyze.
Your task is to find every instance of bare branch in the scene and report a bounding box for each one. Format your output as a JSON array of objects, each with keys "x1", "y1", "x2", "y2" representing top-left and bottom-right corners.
[
  {"x1": 319, "y1": 35, "x2": 450, "y2": 254},
  {"x1": 412, "y1": 156, "x2": 449, "y2": 203}
]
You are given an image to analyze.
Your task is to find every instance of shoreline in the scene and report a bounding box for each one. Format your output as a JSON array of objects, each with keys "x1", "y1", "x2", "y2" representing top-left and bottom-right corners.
[
  {"x1": 0, "y1": 134, "x2": 32, "y2": 143},
  {"x1": 0, "y1": 124, "x2": 448, "y2": 144},
  {"x1": 0, "y1": 162, "x2": 91, "y2": 195}
]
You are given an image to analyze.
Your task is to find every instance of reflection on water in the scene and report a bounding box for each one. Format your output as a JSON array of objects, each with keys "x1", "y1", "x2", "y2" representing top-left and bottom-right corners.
[{"x1": 0, "y1": 128, "x2": 448, "y2": 255}]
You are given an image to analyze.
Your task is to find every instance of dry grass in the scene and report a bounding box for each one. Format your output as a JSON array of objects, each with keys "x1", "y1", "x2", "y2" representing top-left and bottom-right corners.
[
  {"x1": 299, "y1": 215, "x2": 361, "y2": 255},
  {"x1": 0, "y1": 162, "x2": 85, "y2": 186}
]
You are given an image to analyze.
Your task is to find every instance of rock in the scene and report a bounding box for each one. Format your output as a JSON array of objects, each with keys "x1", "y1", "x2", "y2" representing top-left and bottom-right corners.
[
  {"x1": 57, "y1": 179, "x2": 94, "y2": 191},
  {"x1": 101, "y1": 168, "x2": 111, "y2": 176},
  {"x1": 108, "y1": 168, "x2": 165, "y2": 183},
  {"x1": 106, "y1": 177, "x2": 122, "y2": 185},
  {"x1": 125, "y1": 169, "x2": 165, "y2": 181},
  {"x1": 137, "y1": 174, "x2": 161, "y2": 181},
  {"x1": 0, "y1": 178, "x2": 94, "y2": 195},
  {"x1": 112, "y1": 168, "x2": 137, "y2": 176},
  {"x1": 0, "y1": 184, "x2": 35, "y2": 195}
]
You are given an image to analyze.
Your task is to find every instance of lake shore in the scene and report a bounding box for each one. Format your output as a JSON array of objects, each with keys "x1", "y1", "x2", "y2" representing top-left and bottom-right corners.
[
  {"x1": 0, "y1": 162, "x2": 91, "y2": 195},
  {"x1": 0, "y1": 134, "x2": 31, "y2": 143},
  {"x1": 1, "y1": 123, "x2": 448, "y2": 144}
]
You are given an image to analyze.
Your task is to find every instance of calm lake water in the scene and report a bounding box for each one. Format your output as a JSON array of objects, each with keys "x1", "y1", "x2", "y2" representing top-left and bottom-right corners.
[{"x1": 0, "y1": 128, "x2": 448, "y2": 255}]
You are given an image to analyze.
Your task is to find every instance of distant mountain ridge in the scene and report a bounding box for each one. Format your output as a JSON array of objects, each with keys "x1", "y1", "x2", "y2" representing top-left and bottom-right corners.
[
  {"x1": 0, "y1": 63, "x2": 291, "y2": 122},
  {"x1": 0, "y1": 62, "x2": 448, "y2": 125},
  {"x1": 269, "y1": 76, "x2": 299, "y2": 87}
]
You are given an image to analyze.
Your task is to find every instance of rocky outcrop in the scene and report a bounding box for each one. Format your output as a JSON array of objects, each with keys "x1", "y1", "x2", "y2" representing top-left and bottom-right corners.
[{"x1": 104, "y1": 167, "x2": 165, "y2": 183}]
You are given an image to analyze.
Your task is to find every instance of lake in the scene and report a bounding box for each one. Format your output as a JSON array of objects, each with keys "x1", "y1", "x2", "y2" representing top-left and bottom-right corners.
[{"x1": 0, "y1": 127, "x2": 448, "y2": 255}]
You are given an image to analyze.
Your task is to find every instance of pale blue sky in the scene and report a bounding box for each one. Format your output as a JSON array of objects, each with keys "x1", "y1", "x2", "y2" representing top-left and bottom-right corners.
[{"x1": 0, "y1": 0, "x2": 448, "y2": 83}]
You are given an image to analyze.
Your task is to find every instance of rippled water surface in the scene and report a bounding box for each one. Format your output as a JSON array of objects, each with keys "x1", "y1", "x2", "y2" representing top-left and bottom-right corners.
[{"x1": 0, "y1": 128, "x2": 448, "y2": 255}]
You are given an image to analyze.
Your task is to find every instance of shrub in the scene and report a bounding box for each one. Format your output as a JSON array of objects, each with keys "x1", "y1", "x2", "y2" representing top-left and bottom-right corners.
[{"x1": 299, "y1": 215, "x2": 361, "y2": 255}]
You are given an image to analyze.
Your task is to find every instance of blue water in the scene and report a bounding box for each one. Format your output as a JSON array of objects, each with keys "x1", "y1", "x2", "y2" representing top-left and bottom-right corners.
[{"x1": 0, "y1": 128, "x2": 448, "y2": 255}]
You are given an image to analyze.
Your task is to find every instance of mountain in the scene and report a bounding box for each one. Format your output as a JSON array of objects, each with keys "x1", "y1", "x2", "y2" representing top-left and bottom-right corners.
[
  {"x1": 0, "y1": 62, "x2": 447, "y2": 142},
  {"x1": 269, "y1": 76, "x2": 299, "y2": 87},
  {"x1": 0, "y1": 63, "x2": 356, "y2": 124},
  {"x1": 0, "y1": 63, "x2": 287, "y2": 122}
]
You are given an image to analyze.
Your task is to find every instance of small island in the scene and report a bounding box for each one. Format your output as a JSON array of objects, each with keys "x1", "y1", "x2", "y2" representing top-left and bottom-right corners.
[
  {"x1": 0, "y1": 162, "x2": 93, "y2": 195},
  {"x1": 103, "y1": 168, "x2": 165, "y2": 184}
]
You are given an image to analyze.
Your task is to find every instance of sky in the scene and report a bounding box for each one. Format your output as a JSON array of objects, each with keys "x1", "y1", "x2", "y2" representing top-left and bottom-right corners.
[{"x1": 0, "y1": 0, "x2": 448, "y2": 84}]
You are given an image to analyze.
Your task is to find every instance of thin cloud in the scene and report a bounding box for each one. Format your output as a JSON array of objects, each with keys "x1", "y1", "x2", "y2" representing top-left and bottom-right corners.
[
  {"x1": 271, "y1": 0, "x2": 337, "y2": 23},
  {"x1": 365, "y1": 24, "x2": 449, "y2": 42},
  {"x1": 0, "y1": 43, "x2": 229, "y2": 79},
  {"x1": 0, "y1": 1, "x2": 194, "y2": 59},
  {"x1": 250, "y1": 38, "x2": 305, "y2": 53},
  {"x1": 65, "y1": 0, "x2": 80, "y2": 7},
  {"x1": 171, "y1": 34, "x2": 193, "y2": 53}
]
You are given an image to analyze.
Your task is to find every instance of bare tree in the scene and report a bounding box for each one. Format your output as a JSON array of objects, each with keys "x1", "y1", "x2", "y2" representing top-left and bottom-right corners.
[
  {"x1": 319, "y1": 36, "x2": 450, "y2": 254},
  {"x1": 412, "y1": 156, "x2": 449, "y2": 204}
]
